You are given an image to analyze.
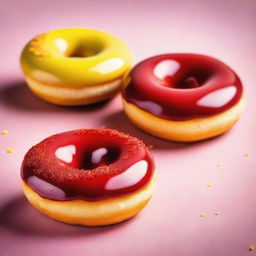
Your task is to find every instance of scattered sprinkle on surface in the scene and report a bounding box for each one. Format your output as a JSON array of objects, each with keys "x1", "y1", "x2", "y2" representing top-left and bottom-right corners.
[
  {"x1": 200, "y1": 213, "x2": 207, "y2": 217},
  {"x1": 244, "y1": 152, "x2": 251, "y2": 157},
  {"x1": 6, "y1": 148, "x2": 14, "y2": 153},
  {"x1": 216, "y1": 164, "x2": 222, "y2": 167},
  {"x1": 207, "y1": 184, "x2": 213, "y2": 188},
  {"x1": 148, "y1": 144, "x2": 155, "y2": 149},
  {"x1": 1, "y1": 130, "x2": 8, "y2": 135},
  {"x1": 200, "y1": 168, "x2": 205, "y2": 171},
  {"x1": 249, "y1": 245, "x2": 254, "y2": 251},
  {"x1": 214, "y1": 212, "x2": 220, "y2": 216}
]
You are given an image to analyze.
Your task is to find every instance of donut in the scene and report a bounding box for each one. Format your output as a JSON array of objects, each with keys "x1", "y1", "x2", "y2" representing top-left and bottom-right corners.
[
  {"x1": 20, "y1": 28, "x2": 133, "y2": 106},
  {"x1": 21, "y1": 129, "x2": 155, "y2": 226},
  {"x1": 122, "y1": 54, "x2": 245, "y2": 142}
]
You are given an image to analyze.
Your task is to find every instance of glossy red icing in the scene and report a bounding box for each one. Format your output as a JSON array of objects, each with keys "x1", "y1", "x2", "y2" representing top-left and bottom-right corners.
[
  {"x1": 123, "y1": 54, "x2": 243, "y2": 120},
  {"x1": 21, "y1": 129, "x2": 155, "y2": 201}
]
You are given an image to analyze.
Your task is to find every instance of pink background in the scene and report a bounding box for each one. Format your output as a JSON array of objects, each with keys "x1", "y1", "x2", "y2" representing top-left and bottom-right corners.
[{"x1": 0, "y1": 0, "x2": 255, "y2": 255}]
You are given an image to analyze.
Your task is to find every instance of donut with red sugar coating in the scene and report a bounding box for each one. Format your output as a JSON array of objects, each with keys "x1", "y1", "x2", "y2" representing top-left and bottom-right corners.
[{"x1": 21, "y1": 129, "x2": 155, "y2": 201}]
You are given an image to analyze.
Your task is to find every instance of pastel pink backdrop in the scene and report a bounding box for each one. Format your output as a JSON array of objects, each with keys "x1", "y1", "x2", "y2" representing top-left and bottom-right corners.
[{"x1": 0, "y1": 0, "x2": 255, "y2": 255}]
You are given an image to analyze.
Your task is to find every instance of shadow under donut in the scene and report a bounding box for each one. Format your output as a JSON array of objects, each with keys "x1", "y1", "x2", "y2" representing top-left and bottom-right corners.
[
  {"x1": 0, "y1": 80, "x2": 112, "y2": 113},
  {"x1": 101, "y1": 110, "x2": 231, "y2": 150},
  {"x1": 0, "y1": 195, "x2": 135, "y2": 237}
]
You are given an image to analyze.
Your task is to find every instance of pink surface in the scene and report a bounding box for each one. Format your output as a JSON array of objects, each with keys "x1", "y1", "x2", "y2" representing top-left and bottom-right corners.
[{"x1": 0, "y1": 0, "x2": 255, "y2": 255}]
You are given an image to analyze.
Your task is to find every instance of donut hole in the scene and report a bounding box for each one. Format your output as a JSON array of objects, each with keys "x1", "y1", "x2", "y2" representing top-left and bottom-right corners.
[
  {"x1": 154, "y1": 60, "x2": 213, "y2": 89},
  {"x1": 68, "y1": 41, "x2": 103, "y2": 58},
  {"x1": 175, "y1": 71, "x2": 210, "y2": 89},
  {"x1": 81, "y1": 147, "x2": 121, "y2": 170},
  {"x1": 54, "y1": 144, "x2": 121, "y2": 170},
  {"x1": 166, "y1": 69, "x2": 212, "y2": 89}
]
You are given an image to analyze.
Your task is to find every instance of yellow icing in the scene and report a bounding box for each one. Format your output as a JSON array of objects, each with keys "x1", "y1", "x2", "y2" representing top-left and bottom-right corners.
[{"x1": 20, "y1": 28, "x2": 133, "y2": 87}]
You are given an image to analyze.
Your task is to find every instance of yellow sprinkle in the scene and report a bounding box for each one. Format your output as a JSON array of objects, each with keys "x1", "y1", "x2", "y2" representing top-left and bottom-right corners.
[
  {"x1": 249, "y1": 245, "x2": 254, "y2": 251},
  {"x1": 1, "y1": 130, "x2": 8, "y2": 135},
  {"x1": 244, "y1": 152, "x2": 251, "y2": 157},
  {"x1": 207, "y1": 184, "x2": 213, "y2": 188},
  {"x1": 6, "y1": 148, "x2": 14, "y2": 153},
  {"x1": 200, "y1": 213, "x2": 207, "y2": 217},
  {"x1": 214, "y1": 212, "x2": 220, "y2": 216},
  {"x1": 200, "y1": 168, "x2": 205, "y2": 171},
  {"x1": 148, "y1": 144, "x2": 155, "y2": 149},
  {"x1": 216, "y1": 164, "x2": 222, "y2": 167}
]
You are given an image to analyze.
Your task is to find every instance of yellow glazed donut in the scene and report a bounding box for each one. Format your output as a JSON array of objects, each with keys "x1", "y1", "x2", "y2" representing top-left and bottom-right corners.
[
  {"x1": 20, "y1": 28, "x2": 133, "y2": 106},
  {"x1": 122, "y1": 54, "x2": 245, "y2": 142}
]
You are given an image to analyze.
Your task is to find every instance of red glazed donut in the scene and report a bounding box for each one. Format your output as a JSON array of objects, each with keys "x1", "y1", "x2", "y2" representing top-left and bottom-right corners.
[
  {"x1": 122, "y1": 54, "x2": 245, "y2": 142},
  {"x1": 21, "y1": 129, "x2": 156, "y2": 226}
]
